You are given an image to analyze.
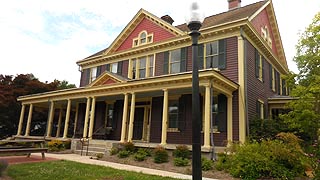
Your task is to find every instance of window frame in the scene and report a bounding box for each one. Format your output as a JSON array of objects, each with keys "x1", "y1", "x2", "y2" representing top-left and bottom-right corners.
[
  {"x1": 202, "y1": 39, "x2": 226, "y2": 70},
  {"x1": 168, "y1": 98, "x2": 180, "y2": 131},
  {"x1": 130, "y1": 55, "x2": 155, "y2": 79},
  {"x1": 90, "y1": 67, "x2": 98, "y2": 83},
  {"x1": 132, "y1": 31, "x2": 153, "y2": 47},
  {"x1": 255, "y1": 49, "x2": 264, "y2": 82}
]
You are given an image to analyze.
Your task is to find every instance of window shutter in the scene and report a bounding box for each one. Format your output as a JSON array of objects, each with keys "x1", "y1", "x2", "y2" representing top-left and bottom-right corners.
[
  {"x1": 163, "y1": 51, "x2": 169, "y2": 74},
  {"x1": 255, "y1": 49, "x2": 260, "y2": 78},
  {"x1": 180, "y1": 47, "x2": 187, "y2": 72},
  {"x1": 106, "y1": 64, "x2": 110, "y2": 72},
  {"x1": 269, "y1": 64, "x2": 273, "y2": 89},
  {"x1": 261, "y1": 57, "x2": 265, "y2": 82},
  {"x1": 276, "y1": 71, "x2": 280, "y2": 95},
  {"x1": 117, "y1": 61, "x2": 123, "y2": 75},
  {"x1": 85, "y1": 68, "x2": 90, "y2": 85},
  {"x1": 97, "y1": 66, "x2": 102, "y2": 76},
  {"x1": 217, "y1": 94, "x2": 227, "y2": 132},
  {"x1": 218, "y1": 39, "x2": 226, "y2": 69},
  {"x1": 198, "y1": 44, "x2": 204, "y2": 69},
  {"x1": 178, "y1": 95, "x2": 186, "y2": 131}
]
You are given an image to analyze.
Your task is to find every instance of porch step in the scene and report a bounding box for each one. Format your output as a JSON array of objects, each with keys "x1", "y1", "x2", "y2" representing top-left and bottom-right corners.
[{"x1": 71, "y1": 139, "x2": 119, "y2": 156}]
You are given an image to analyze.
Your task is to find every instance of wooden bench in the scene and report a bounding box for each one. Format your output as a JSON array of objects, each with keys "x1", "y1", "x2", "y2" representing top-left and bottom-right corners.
[{"x1": 0, "y1": 147, "x2": 48, "y2": 159}]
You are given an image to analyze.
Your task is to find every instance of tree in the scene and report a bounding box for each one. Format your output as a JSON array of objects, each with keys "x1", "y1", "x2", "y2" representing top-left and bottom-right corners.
[
  {"x1": 0, "y1": 74, "x2": 76, "y2": 139},
  {"x1": 280, "y1": 12, "x2": 320, "y2": 141}
]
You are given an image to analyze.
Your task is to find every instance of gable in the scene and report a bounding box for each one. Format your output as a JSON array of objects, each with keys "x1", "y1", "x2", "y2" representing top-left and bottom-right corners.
[
  {"x1": 116, "y1": 17, "x2": 176, "y2": 52},
  {"x1": 249, "y1": 1, "x2": 288, "y2": 70},
  {"x1": 89, "y1": 71, "x2": 127, "y2": 87},
  {"x1": 251, "y1": 9, "x2": 278, "y2": 56}
]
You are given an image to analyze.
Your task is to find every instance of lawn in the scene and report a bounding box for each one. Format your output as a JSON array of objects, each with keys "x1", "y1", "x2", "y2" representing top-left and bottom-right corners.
[{"x1": 6, "y1": 160, "x2": 180, "y2": 180}]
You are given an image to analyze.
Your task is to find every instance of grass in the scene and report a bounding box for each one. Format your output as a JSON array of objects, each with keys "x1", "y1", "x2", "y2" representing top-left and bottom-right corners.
[{"x1": 7, "y1": 160, "x2": 179, "y2": 180}]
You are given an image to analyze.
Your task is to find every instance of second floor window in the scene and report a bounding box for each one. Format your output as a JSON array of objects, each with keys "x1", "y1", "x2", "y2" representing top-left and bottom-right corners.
[
  {"x1": 198, "y1": 39, "x2": 226, "y2": 70},
  {"x1": 255, "y1": 49, "x2": 264, "y2": 81},
  {"x1": 163, "y1": 48, "x2": 187, "y2": 74},
  {"x1": 130, "y1": 55, "x2": 155, "y2": 79},
  {"x1": 106, "y1": 61, "x2": 123, "y2": 75},
  {"x1": 90, "y1": 67, "x2": 97, "y2": 82}
]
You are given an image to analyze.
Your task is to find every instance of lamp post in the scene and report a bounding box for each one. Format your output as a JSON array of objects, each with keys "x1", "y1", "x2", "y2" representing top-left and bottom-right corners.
[{"x1": 186, "y1": 2, "x2": 203, "y2": 180}]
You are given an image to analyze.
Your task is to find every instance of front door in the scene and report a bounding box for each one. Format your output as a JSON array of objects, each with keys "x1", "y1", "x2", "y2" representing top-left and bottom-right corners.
[{"x1": 133, "y1": 107, "x2": 144, "y2": 140}]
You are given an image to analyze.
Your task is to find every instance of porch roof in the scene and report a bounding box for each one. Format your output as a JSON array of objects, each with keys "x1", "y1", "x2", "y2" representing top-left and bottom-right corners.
[{"x1": 18, "y1": 69, "x2": 239, "y2": 105}]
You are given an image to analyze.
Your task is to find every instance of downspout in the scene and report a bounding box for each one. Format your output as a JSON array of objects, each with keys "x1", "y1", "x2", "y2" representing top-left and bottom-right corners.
[{"x1": 240, "y1": 27, "x2": 249, "y2": 137}]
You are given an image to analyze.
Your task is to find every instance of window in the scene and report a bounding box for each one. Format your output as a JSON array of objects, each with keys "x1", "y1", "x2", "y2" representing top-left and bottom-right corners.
[
  {"x1": 276, "y1": 71, "x2": 280, "y2": 95},
  {"x1": 168, "y1": 100, "x2": 179, "y2": 129},
  {"x1": 271, "y1": 67, "x2": 275, "y2": 91},
  {"x1": 206, "y1": 41, "x2": 219, "y2": 68},
  {"x1": 149, "y1": 55, "x2": 154, "y2": 77},
  {"x1": 132, "y1": 31, "x2": 153, "y2": 47},
  {"x1": 261, "y1": 26, "x2": 272, "y2": 47},
  {"x1": 256, "y1": 100, "x2": 265, "y2": 119},
  {"x1": 106, "y1": 61, "x2": 123, "y2": 75},
  {"x1": 105, "y1": 103, "x2": 114, "y2": 127},
  {"x1": 282, "y1": 79, "x2": 287, "y2": 95},
  {"x1": 255, "y1": 49, "x2": 264, "y2": 81},
  {"x1": 130, "y1": 55, "x2": 154, "y2": 79},
  {"x1": 163, "y1": 48, "x2": 187, "y2": 74},
  {"x1": 90, "y1": 67, "x2": 97, "y2": 82},
  {"x1": 211, "y1": 94, "x2": 227, "y2": 132},
  {"x1": 202, "y1": 39, "x2": 226, "y2": 69},
  {"x1": 139, "y1": 57, "x2": 146, "y2": 79}
]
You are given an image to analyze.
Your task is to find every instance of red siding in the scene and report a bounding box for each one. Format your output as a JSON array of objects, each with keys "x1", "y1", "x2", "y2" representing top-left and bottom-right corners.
[
  {"x1": 116, "y1": 18, "x2": 176, "y2": 52},
  {"x1": 221, "y1": 37, "x2": 238, "y2": 83},
  {"x1": 251, "y1": 9, "x2": 278, "y2": 57},
  {"x1": 246, "y1": 41, "x2": 278, "y2": 121},
  {"x1": 103, "y1": 79, "x2": 117, "y2": 85}
]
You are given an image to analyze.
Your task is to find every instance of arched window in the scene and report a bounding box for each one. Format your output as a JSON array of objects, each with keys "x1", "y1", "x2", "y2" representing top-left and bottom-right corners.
[
  {"x1": 132, "y1": 31, "x2": 153, "y2": 47},
  {"x1": 140, "y1": 32, "x2": 146, "y2": 44}
]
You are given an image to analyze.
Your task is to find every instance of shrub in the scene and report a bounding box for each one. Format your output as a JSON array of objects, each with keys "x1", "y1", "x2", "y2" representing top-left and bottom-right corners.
[
  {"x1": 137, "y1": 148, "x2": 152, "y2": 157},
  {"x1": 201, "y1": 157, "x2": 213, "y2": 171},
  {"x1": 96, "y1": 153, "x2": 104, "y2": 159},
  {"x1": 215, "y1": 153, "x2": 232, "y2": 171},
  {"x1": 0, "y1": 160, "x2": 8, "y2": 177},
  {"x1": 117, "y1": 150, "x2": 130, "y2": 158},
  {"x1": 153, "y1": 146, "x2": 168, "y2": 163},
  {"x1": 173, "y1": 145, "x2": 190, "y2": 159},
  {"x1": 216, "y1": 138, "x2": 307, "y2": 179},
  {"x1": 47, "y1": 140, "x2": 64, "y2": 152},
  {"x1": 134, "y1": 152, "x2": 147, "y2": 161},
  {"x1": 110, "y1": 147, "x2": 119, "y2": 156},
  {"x1": 120, "y1": 141, "x2": 136, "y2": 153},
  {"x1": 173, "y1": 157, "x2": 189, "y2": 167}
]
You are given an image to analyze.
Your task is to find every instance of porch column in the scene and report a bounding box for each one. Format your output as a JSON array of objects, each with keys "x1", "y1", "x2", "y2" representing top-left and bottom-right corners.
[
  {"x1": 73, "y1": 103, "x2": 79, "y2": 138},
  {"x1": 56, "y1": 108, "x2": 63, "y2": 137},
  {"x1": 127, "y1": 92, "x2": 136, "y2": 141},
  {"x1": 203, "y1": 85, "x2": 211, "y2": 148},
  {"x1": 120, "y1": 93, "x2": 129, "y2": 142},
  {"x1": 227, "y1": 95, "x2": 233, "y2": 143},
  {"x1": 63, "y1": 99, "x2": 72, "y2": 138},
  {"x1": 161, "y1": 89, "x2": 168, "y2": 145},
  {"x1": 238, "y1": 35, "x2": 246, "y2": 143},
  {"x1": 88, "y1": 97, "x2": 96, "y2": 139},
  {"x1": 17, "y1": 104, "x2": 26, "y2": 136},
  {"x1": 46, "y1": 101, "x2": 55, "y2": 137},
  {"x1": 24, "y1": 104, "x2": 33, "y2": 136},
  {"x1": 83, "y1": 97, "x2": 91, "y2": 138}
]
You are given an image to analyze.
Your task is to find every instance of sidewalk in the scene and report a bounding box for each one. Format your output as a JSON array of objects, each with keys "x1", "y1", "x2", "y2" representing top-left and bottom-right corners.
[{"x1": 43, "y1": 153, "x2": 219, "y2": 180}]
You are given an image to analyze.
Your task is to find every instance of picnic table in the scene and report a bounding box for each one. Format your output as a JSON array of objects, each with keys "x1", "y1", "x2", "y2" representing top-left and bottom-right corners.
[{"x1": 0, "y1": 139, "x2": 48, "y2": 159}]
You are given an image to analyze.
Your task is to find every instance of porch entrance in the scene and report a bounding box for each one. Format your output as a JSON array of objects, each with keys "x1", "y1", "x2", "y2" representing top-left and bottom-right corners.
[{"x1": 133, "y1": 106, "x2": 150, "y2": 141}]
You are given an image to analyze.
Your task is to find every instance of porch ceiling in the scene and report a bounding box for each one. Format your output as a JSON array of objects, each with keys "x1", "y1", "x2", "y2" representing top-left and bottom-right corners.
[{"x1": 18, "y1": 69, "x2": 239, "y2": 105}]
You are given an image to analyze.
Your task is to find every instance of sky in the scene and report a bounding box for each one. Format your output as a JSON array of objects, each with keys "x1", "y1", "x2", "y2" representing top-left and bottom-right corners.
[{"x1": 0, "y1": 0, "x2": 319, "y2": 87}]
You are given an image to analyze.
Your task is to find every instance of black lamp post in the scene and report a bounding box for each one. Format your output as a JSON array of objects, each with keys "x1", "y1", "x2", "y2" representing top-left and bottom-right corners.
[{"x1": 186, "y1": 2, "x2": 203, "y2": 180}]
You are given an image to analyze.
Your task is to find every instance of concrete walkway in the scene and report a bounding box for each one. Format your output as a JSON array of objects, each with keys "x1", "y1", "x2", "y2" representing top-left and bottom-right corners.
[{"x1": 41, "y1": 153, "x2": 218, "y2": 180}]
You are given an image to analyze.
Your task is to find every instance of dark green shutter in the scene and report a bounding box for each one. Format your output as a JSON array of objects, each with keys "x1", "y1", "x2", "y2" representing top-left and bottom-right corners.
[
  {"x1": 269, "y1": 64, "x2": 273, "y2": 89},
  {"x1": 276, "y1": 71, "x2": 280, "y2": 95},
  {"x1": 262, "y1": 57, "x2": 265, "y2": 82},
  {"x1": 97, "y1": 66, "x2": 102, "y2": 76},
  {"x1": 255, "y1": 49, "x2": 260, "y2": 78},
  {"x1": 180, "y1": 47, "x2": 187, "y2": 72},
  {"x1": 106, "y1": 64, "x2": 110, "y2": 72},
  {"x1": 163, "y1": 51, "x2": 169, "y2": 74},
  {"x1": 282, "y1": 79, "x2": 286, "y2": 95},
  {"x1": 218, "y1": 39, "x2": 226, "y2": 69},
  {"x1": 198, "y1": 44, "x2": 204, "y2": 69},
  {"x1": 256, "y1": 101, "x2": 261, "y2": 119},
  {"x1": 85, "y1": 68, "x2": 90, "y2": 85},
  {"x1": 178, "y1": 95, "x2": 186, "y2": 131},
  {"x1": 217, "y1": 94, "x2": 227, "y2": 132},
  {"x1": 117, "y1": 61, "x2": 123, "y2": 75}
]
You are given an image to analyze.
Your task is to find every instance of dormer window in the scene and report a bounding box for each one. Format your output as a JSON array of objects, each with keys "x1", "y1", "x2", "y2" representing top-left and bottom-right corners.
[
  {"x1": 132, "y1": 31, "x2": 153, "y2": 47},
  {"x1": 261, "y1": 26, "x2": 272, "y2": 47}
]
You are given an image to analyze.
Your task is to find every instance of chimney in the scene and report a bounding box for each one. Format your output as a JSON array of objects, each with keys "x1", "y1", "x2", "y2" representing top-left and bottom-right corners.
[
  {"x1": 228, "y1": 0, "x2": 241, "y2": 10},
  {"x1": 161, "y1": 15, "x2": 174, "y2": 25}
]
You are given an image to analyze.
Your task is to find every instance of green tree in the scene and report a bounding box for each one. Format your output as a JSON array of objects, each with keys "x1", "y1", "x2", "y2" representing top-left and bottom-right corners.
[
  {"x1": 0, "y1": 74, "x2": 76, "y2": 139},
  {"x1": 280, "y1": 12, "x2": 320, "y2": 141}
]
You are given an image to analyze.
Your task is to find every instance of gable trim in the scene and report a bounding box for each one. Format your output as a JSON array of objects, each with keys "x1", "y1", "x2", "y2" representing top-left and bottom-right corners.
[{"x1": 89, "y1": 71, "x2": 127, "y2": 87}]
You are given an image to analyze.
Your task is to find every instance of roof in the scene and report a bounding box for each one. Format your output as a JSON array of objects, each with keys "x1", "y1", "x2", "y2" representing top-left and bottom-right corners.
[{"x1": 176, "y1": 1, "x2": 266, "y2": 31}]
